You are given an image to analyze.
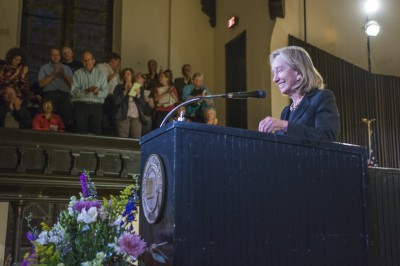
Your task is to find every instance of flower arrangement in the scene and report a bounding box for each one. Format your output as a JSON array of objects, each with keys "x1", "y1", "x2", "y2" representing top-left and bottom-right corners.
[{"x1": 21, "y1": 172, "x2": 167, "y2": 266}]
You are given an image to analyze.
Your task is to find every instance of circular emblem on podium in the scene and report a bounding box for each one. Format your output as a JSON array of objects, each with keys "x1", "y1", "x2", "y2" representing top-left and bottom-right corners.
[{"x1": 141, "y1": 154, "x2": 166, "y2": 224}]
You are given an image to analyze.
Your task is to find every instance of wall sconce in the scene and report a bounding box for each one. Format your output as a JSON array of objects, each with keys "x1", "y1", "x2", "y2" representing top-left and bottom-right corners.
[{"x1": 365, "y1": 20, "x2": 380, "y2": 36}]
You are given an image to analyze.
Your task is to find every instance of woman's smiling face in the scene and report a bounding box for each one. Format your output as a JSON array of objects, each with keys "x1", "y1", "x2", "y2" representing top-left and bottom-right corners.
[{"x1": 271, "y1": 54, "x2": 300, "y2": 96}]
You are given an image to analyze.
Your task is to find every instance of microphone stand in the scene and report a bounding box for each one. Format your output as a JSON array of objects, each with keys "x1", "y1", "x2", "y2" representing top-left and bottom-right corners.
[{"x1": 160, "y1": 94, "x2": 226, "y2": 127}]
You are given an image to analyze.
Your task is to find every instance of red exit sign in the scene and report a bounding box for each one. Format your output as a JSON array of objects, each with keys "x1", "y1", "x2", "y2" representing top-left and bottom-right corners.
[{"x1": 227, "y1": 16, "x2": 239, "y2": 28}]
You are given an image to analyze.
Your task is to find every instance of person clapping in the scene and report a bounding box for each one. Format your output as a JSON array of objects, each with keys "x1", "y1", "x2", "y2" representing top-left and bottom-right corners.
[{"x1": 0, "y1": 86, "x2": 32, "y2": 129}]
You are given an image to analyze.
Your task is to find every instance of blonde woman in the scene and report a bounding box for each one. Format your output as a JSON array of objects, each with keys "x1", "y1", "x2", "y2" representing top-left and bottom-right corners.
[{"x1": 258, "y1": 46, "x2": 339, "y2": 141}]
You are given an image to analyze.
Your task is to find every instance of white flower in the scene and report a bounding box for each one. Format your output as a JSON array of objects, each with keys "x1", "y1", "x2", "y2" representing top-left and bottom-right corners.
[
  {"x1": 77, "y1": 206, "x2": 98, "y2": 223},
  {"x1": 68, "y1": 206, "x2": 74, "y2": 216},
  {"x1": 110, "y1": 215, "x2": 122, "y2": 227},
  {"x1": 36, "y1": 231, "x2": 49, "y2": 245},
  {"x1": 98, "y1": 205, "x2": 106, "y2": 221},
  {"x1": 48, "y1": 233, "x2": 60, "y2": 244},
  {"x1": 68, "y1": 195, "x2": 77, "y2": 216},
  {"x1": 94, "y1": 252, "x2": 105, "y2": 264}
]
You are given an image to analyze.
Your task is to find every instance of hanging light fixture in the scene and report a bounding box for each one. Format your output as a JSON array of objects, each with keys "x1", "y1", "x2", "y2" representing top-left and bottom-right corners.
[
  {"x1": 365, "y1": 20, "x2": 380, "y2": 36},
  {"x1": 364, "y1": 0, "x2": 379, "y2": 13}
]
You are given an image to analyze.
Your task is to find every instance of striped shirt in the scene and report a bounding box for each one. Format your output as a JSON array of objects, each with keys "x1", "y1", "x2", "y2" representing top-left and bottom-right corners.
[{"x1": 71, "y1": 67, "x2": 108, "y2": 103}]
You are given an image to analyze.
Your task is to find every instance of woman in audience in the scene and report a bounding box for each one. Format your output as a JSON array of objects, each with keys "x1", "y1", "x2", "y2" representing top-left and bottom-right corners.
[
  {"x1": 0, "y1": 86, "x2": 32, "y2": 129},
  {"x1": 148, "y1": 70, "x2": 178, "y2": 129},
  {"x1": 32, "y1": 99, "x2": 65, "y2": 132},
  {"x1": 135, "y1": 72, "x2": 153, "y2": 136},
  {"x1": 0, "y1": 47, "x2": 41, "y2": 117},
  {"x1": 113, "y1": 68, "x2": 143, "y2": 138},
  {"x1": 0, "y1": 48, "x2": 32, "y2": 100},
  {"x1": 182, "y1": 72, "x2": 213, "y2": 123}
]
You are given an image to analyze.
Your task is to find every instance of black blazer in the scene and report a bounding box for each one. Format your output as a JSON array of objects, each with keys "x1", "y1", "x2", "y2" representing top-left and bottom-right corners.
[
  {"x1": 280, "y1": 88, "x2": 340, "y2": 141},
  {"x1": 113, "y1": 84, "x2": 145, "y2": 121}
]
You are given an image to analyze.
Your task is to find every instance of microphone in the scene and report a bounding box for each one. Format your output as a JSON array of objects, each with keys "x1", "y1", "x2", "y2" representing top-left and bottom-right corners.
[
  {"x1": 159, "y1": 89, "x2": 267, "y2": 127},
  {"x1": 222, "y1": 90, "x2": 266, "y2": 99}
]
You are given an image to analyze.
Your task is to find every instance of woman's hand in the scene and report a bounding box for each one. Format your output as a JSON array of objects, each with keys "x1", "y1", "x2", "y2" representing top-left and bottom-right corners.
[
  {"x1": 21, "y1": 66, "x2": 29, "y2": 78},
  {"x1": 125, "y1": 82, "x2": 132, "y2": 94},
  {"x1": 258, "y1": 116, "x2": 288, "y2": 134}
]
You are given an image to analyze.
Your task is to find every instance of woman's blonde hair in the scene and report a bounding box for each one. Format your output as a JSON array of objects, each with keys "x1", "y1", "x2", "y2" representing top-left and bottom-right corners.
[{"x1": 269, "y1": 46, "x2": 325, "y2": 94}]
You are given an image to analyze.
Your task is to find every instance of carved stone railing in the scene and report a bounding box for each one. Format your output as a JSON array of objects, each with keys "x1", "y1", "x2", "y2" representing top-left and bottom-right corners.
[{"x1": 0, "y1": 128, "x2": 141, "y2": 200}]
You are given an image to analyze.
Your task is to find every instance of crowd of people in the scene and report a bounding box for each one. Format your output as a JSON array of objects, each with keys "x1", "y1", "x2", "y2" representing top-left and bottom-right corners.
[
  {"x1": 0, "y1": 45, "x2": 339, "y2": 142},
  {"x1": 0, "y1": 47, "x2": 218, "y2": 138}
]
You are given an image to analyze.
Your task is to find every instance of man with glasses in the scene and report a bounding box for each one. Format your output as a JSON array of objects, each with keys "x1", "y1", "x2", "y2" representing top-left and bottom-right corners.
[{"x1": 70, "y1": 51, "x2": 107, "y2": 135}]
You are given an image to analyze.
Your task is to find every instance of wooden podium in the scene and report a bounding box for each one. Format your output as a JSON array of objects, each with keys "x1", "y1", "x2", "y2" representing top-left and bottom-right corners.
[{"x1": 139, "y1": 122, "x2": 371, "y2": 266}]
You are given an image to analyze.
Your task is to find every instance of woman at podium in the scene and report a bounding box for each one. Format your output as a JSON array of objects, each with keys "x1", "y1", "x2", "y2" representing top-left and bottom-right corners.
[{"x1": 258, "y1": 46, "x2": 340, "y2": 141}]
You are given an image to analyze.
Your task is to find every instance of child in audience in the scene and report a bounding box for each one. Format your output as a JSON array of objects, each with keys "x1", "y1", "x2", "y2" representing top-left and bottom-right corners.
[{"x1": 204, "y1": 107, "x2": 218, "y2": 125}]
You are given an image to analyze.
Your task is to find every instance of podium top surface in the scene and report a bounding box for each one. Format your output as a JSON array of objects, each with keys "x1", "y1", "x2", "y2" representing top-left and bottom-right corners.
[{"x1": 140, "y1": 121, "x2": 366, "y2": 155}]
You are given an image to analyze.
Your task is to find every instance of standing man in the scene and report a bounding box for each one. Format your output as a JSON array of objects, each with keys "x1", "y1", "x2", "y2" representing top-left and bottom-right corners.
[
  {"x1": 38, "y1": 48, "x2": 74, "y2": 131},
  {"x1": 145, "y1": 59, "x2": 160, "y2": 91},
  {"x1": 96, "y1": 52, "x2": 121, "y2": 131},
  {"x1": 61, "y1": 46, "x2": 83, "y2": 73},
  {"x1": 71, "y1": 51, "x2": 107, "y2": 135},
  {"x1": 174, "y1": 64, "x2": 192, "y2": 102}
]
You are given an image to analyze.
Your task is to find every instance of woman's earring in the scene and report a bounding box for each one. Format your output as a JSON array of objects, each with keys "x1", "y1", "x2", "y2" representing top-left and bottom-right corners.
[{"x1": 297, "y1": 76, "x2": 301, "y2": 81}]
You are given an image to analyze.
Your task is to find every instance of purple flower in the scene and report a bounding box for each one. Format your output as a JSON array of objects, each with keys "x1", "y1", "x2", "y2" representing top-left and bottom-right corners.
[
  {"x1": 20, "y1": 259, "x2": 32, "y2": 266},
  {"x1": 73, "y1": 200, "x2": 101, "y2": 212},
  {"x1": 118, "y1": 233, "x2": 146, "y2": 258},
  {"x1": 21, "y1": 249, "x2": 36, "y2": 266},
  {"x1": 80, "y1": 172, "x2": 89, "y2": 198},
  {"x1": 26, "y1": 231, "x2": 35, "y2": 242}
]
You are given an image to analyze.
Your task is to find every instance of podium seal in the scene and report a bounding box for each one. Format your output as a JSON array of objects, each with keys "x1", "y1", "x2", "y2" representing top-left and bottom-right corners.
[{"x1": 141, "y1": 154, "x2": 166, "y2": 224}]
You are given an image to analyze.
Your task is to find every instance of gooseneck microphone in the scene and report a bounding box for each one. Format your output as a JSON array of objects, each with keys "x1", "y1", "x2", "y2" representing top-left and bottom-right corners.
[
  {"x1": 221, "y1": 90, "x2": 267, "y2": 99},
  {"x1": 160, "y1": 90, "x2": 267, "y2": 127}
]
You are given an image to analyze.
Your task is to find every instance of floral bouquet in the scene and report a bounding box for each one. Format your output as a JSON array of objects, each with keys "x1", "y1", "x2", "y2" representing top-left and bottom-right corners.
[{"x1": 21, "y1": 172, "x2": 167, "y2": 266}]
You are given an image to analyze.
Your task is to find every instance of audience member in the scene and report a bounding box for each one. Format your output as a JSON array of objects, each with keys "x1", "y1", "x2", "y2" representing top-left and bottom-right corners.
[
  {"x1": 0, "y1": 86, "x2": 32, "y2": 128},
  {"x1": 96, "y1": 52, "x2": 122, "y2": 130},
  {"x1": 204, "y1": 107, "x2": 218, "y2": 125},
  {"x1": 113, "y1": 68, "x2": 144, "y2": 138},
  {"x1": 0, "y1": 47, "x2": 32, "y2": 100},
  {"x1": 38, "y1": 48, "x2": 74, "y2": 131},
  {"x1": 174, "y1": 64, "x2": 192, "y2": 101},
  {"x1": 182, "y1": 72, "x2": 213, "y2": 123},
  {"x1": 96, "y1": 52, "x2": 121, "y2": 95},
  {"x1": 61, "y1": 46, "x2": 83, "y2": 73},
  {"x1": 32, "y1": 99, "x2": 65, "y2": 132},
  {"x1": 71, "y1": 51, "x2": 108, "y2": 135},
  {"x1": 173, "y1": 106, "x2": 188, "y2": 121},
  {"x1": 0, "y1": 64, "x2": 4, "y2": 83},
  {"x1": 148, "y1": 70, "x2": 178, "y2": 129},
  {"x1": 145, "y1": 59, "x2": 160, "y2": 91},
  {"x1": 135, "y1": 72, "x2": 153, "y2": 135}
]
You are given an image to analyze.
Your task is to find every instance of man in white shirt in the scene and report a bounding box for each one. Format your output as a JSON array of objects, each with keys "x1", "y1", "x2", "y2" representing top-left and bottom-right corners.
[{"x1": 96, "y1": 52, "x2": 121, "y2": 132}]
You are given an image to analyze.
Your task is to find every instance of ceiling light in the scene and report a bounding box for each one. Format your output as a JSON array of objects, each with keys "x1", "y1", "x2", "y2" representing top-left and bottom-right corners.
[
  {"x1": 365, "y1": 0, "x2": 379, "y2": 13},
  {"x1": 365, "y1": 20, "x2": 380, "y2": 36}
]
